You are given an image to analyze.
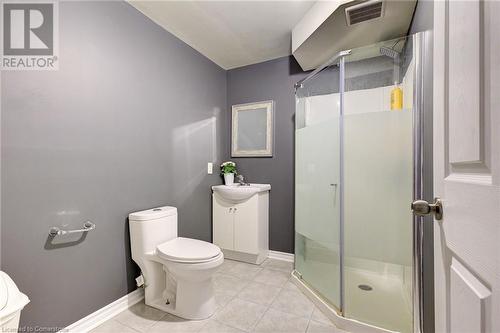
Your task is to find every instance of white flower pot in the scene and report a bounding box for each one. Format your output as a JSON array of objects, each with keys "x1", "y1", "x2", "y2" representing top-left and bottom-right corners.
[{"x1": 224, "y1": 173, "x2": 235, "y2": 186}]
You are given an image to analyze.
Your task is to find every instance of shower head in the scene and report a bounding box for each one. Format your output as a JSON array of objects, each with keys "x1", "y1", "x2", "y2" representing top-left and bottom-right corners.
[
  {"x1": 380, "y1": 45, "x2": 401, "y2": 85},
  {"x1": 380, "y1": 46, "x2": 400, "y2": 60}
]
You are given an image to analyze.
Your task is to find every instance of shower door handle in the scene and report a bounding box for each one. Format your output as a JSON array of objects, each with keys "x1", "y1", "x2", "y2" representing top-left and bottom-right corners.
[
  {"x1": 411, "y1": 198, "x2": 443, "y2": 220},
  {"x1": 330, "y1": 183, "x2": 338, "y2": 203}
]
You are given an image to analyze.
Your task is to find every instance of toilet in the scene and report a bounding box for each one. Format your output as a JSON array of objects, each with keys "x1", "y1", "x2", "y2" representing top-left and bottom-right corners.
[{"x1": 129, "y1": 206, "x2": 223, "y2": 320}]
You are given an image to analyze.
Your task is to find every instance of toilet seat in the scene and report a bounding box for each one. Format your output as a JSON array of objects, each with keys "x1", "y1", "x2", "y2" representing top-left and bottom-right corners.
[{"x1": 157, "y1": 237, "x2": 221, "y2": 263}]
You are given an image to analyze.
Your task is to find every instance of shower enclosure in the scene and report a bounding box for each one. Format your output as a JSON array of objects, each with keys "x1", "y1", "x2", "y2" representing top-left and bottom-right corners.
[{"x1": 294, "y1": 33, "x2": 427, "y2": 333}]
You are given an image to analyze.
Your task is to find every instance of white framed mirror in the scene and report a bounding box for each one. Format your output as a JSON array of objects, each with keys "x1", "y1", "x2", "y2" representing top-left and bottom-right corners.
[{"x1": 231, "y1": 100, "x2": 274, "y2": 157}]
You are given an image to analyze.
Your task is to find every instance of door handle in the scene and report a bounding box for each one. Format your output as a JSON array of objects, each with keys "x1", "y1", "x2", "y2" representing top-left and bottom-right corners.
[{"x1": 411, "y1": 197, "x2": 443, "y2": 220}]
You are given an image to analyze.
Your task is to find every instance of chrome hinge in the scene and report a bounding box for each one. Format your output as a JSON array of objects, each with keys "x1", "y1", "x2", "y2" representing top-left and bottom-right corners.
[{"x1": 411, "y1": 197, "x2": 443, "y2": 220}]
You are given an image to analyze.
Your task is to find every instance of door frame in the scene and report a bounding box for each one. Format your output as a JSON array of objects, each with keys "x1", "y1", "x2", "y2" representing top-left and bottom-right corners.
[{"x1": 413, "y1": 31, "x2": 435, "y2": 333}]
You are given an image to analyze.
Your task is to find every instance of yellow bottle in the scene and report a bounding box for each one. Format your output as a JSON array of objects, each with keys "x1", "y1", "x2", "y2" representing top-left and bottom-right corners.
[{"x1": 390, "y1": 85, "x2": 403, "y2": 110}]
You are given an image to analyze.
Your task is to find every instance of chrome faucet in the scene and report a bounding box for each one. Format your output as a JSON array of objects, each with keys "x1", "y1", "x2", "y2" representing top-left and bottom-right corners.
[{"x1": 236, "y1": 174, "x2": 250, "y2": 186}]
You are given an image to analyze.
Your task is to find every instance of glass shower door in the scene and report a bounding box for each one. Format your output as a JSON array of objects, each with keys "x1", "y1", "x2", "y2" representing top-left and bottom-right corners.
[{"x1": 294, "y1": 65, "x2": 341, "y2": 309}]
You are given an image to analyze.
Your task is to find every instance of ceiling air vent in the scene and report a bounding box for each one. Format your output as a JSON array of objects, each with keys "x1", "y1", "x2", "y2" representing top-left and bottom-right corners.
[{"x1": 345, "y1": 0, "x2": 385, "y2": 26}]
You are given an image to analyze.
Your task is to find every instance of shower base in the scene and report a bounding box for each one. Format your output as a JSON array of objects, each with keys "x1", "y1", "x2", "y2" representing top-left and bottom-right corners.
[
  {"x1": 344, "y1": 266, "x2": 412, "y2": 333},
  {"x1": 291, "y1": 268, "x2": 411, "y2": 333}
]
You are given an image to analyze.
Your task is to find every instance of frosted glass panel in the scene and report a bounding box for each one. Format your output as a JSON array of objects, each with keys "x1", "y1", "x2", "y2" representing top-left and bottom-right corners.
[
  {"x1": 295, "y1": 114, "x2": 341, "y2": 308},
  {"x1": 296, "y1": 118, "x2": 339, "y2": 244},
  {"x1": 344, "y1": 111, "x2": 413, "y2": 266},
  {"x1": 295, "y1": 66, "x2": 341, "y2": 309}
]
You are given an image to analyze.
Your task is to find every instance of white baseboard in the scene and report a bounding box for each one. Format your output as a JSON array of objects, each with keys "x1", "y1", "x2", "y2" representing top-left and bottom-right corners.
[
  {"x1": 268, "y1": 250, "x2": 294, "y2": 262},
  {"x1": 64, "y1": 288, "x2": 144, "y2": 333}
]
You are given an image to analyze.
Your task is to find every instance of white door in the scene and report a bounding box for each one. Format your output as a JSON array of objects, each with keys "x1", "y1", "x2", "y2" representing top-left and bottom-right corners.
[
  {"x1": 433, "y1": 1, "x2": 500, "y2": 332},
  {"x1": 213, "y1": 194, "x2": 234, "y2": 250}
]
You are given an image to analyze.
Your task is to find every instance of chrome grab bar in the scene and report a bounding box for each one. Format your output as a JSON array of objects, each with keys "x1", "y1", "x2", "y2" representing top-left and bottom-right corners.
[{"x1": 49, "y1": 221, "x2": 96, "y2": 237}]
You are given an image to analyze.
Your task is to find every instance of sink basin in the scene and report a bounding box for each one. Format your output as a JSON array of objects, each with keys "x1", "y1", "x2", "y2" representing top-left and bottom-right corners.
[{"x1": 212, "y1": 183, "x2": 271, "y2": 203}]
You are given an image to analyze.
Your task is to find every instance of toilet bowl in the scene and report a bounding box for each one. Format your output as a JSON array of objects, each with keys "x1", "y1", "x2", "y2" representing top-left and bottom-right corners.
[{"x1": 129, "y1": 206, "x2": 223, "y2": 320}]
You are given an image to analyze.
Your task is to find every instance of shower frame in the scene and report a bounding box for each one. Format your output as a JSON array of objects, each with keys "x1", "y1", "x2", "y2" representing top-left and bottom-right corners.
[{"x1": 292, "y1": 32, "x2": 430, "y2": 333}]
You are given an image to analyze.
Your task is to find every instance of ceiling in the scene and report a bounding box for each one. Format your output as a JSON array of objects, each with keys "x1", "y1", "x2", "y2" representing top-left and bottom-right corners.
[{"x1": 128, "y1": 1, "x2": 316, "y2": 70}]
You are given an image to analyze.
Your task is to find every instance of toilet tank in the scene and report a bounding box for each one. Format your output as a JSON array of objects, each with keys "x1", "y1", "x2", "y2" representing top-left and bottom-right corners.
[{"x1": 129, "y1": 206, "x2": 178, "y2": 259}]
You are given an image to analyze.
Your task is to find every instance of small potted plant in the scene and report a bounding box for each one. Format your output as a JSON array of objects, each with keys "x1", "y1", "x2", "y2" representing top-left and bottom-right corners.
[{"x1": 221, "y1": 161, "x2": 237, "y2": 186}]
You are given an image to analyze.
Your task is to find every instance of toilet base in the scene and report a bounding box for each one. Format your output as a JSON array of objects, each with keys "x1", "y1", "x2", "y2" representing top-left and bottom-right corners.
[
  {"x1": 146, "y1": 278, "x2": 216, "y2": 320},
  {"x1": 143, "y1": 253, "x2": 223, "y2": 320}
]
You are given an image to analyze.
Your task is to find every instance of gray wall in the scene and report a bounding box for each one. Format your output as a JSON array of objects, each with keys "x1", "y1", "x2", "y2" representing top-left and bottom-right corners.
[
  {"x1": 1, "y1": 1, "x2": 226, "y2": 329},
  {"x1": 226, "y1": 57, "x2": 307, "y2": 253}
]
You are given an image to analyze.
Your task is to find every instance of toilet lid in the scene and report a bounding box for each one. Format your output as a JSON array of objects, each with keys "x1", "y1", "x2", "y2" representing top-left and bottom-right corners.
[{"x1": 156, "y1": 237, "x2": 221, "y2": 263}]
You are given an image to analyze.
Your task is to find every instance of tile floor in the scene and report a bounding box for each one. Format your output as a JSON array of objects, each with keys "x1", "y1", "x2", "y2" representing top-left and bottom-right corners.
[{"x1": 90, "y1": 259, "x2": 347, "y2": 333}]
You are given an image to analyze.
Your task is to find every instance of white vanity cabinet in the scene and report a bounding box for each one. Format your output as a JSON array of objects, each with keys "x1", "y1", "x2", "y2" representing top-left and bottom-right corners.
[{"x1": 212, "y1": 184, "x2": 270, "y2": 264}]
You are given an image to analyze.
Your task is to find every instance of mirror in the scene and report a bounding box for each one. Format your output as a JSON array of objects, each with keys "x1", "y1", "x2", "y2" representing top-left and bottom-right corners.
[{"x1": 231, "y1": 100, "x2": 273, "y2": 157}]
